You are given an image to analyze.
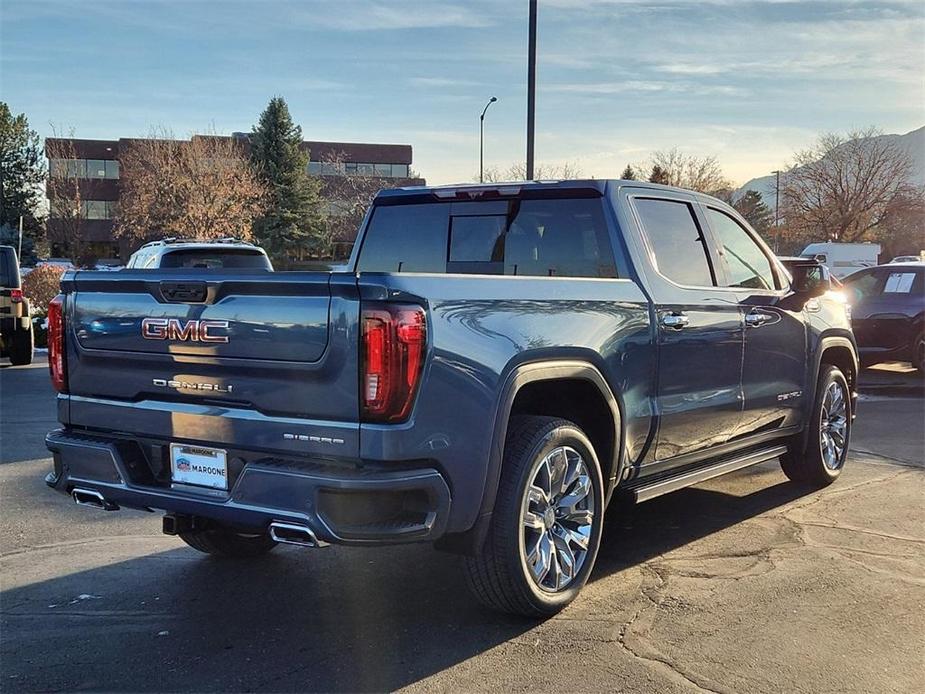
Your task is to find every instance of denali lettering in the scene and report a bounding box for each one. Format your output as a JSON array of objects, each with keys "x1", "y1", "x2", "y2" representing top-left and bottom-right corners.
[
  {"x1": 141, "y1": 318, "x2": 230, "y2": 343},
  {"x1": 152, "y1": 379, "x2": 233, "y2": 393},
  {"x1": 283, "y1": 433, "x2": 345, "y2": 445}
]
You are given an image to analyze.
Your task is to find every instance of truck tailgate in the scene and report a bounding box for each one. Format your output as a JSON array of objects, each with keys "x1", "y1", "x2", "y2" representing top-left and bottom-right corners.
[{"x1": 61, "y1": 270, "x2": 360, "y2": 456}]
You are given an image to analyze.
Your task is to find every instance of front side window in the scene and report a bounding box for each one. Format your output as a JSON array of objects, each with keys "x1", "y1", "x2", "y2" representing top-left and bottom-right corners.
[
  {"x1": 706, "y1": 208, "x2": 777, "y2": 290},
  {"x1": 842, "y1": 269, "x2": 882, "y2": 302},
  {"x1": 634, "y1": 198, "x2": 715, "y2": 287}
]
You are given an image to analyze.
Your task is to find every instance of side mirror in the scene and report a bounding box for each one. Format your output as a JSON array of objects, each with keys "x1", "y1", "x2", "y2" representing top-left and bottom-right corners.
[{"x1": 790, "y1": 262, "x2": 831, "y2": 298}]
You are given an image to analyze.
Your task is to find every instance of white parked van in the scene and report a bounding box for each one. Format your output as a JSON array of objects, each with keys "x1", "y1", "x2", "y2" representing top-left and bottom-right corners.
[{"x1": 801, "y1": 242, "x2": 881, "y2": 279}]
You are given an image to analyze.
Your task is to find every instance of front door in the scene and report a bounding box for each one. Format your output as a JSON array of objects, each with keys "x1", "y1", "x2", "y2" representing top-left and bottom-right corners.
[{"x1": 702, "y1": 206, "x2": 807, "y2": 436}]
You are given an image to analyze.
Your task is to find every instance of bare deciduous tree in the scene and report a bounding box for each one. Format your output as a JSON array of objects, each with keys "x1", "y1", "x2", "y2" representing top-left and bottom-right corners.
[
  {"x1": 640, "y1": 149, "x2": 732, "y2": 196},
  {"x1": 311, "y1": 153, "x2": 385, "y2": 259},
  {"x1": 480, "y1": 161, "x2": 583, "y2": 183},
  {"x1": 116, "y1": 129, "x2": 267, "y2": 245},
  {"x1": 45, "y1": 135, "x2": 95, "y2": 267},
  {"x1": 781, "y1": 127, "x2": 916, "y2": 243}
]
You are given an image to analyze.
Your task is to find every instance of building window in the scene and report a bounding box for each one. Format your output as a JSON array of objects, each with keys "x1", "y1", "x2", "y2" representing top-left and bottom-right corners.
[
  {"x1": 82, "y1": 200, "x2": 115, "y2": 219},
  {"x1": 48, "y1": 158, "x2": 120, "y2": 179},
  {"x1": 306, "y1": 160, "x2": 411, "y2": 178},
  {"x1": 86, "y1": 159, "x2": 107, "y2": 178}
]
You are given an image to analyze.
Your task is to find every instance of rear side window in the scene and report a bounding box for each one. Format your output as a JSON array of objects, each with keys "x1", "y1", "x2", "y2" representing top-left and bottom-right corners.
[
  {"x1": 358, "y1": 198, "x2": 618, "y2": 278},
  {"x1": 357, "y1": 203, "x2": 449, "y2": 273},
  {"x1": 705, "y1": 208, "x2": 777, "y2": 290},
  {"x1": 882, "y1": 271, "x2": 921, "y2": 294},
  {"x1": 158, "y1": 249, "x2": 271, "y2": 269},
  {"x1": 633, "y1": 198, "x2": 715, "y2": 287}
]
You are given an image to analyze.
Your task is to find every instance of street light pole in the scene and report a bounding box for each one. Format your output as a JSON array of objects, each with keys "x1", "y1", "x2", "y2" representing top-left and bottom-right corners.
[
  {"x1": 479, "y1": 96, "x2": 498, "y2": 183},
  {"x1": 772, "y1": 169, "x2": 781, "y2": 252},
  {"x1": 526, "y1": 0, "x2": 537, "y2": 180}
]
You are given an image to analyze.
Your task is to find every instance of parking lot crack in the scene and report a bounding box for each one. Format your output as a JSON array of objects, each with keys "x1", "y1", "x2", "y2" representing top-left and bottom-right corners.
[{"x1": 614, "y1": 566, "x2": 731, "y2": 694}]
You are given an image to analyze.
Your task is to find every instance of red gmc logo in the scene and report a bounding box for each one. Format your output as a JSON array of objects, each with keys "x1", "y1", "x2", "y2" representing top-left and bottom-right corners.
[{"x1": 141, "y1": 318, "x2": 230, "y2": 343}]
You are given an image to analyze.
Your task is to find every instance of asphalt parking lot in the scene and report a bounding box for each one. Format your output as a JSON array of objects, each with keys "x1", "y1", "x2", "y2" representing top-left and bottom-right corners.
[{"x1": 1, "y1": 359, "x2": 922, "y2": 692}]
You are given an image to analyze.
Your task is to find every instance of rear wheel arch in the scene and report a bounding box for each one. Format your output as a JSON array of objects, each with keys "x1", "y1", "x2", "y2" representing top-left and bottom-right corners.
[
  {"x1": 435, "y1": 360, "x2": 624, "y2": 557},
  {"x1": 488, "y1": 361, "x2": 624, "y2": 509}
]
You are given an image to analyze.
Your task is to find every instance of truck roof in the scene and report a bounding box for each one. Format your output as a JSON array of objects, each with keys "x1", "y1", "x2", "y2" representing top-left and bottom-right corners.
[{"x1": 374, "y1": 179, "x2": 718, "y2": 203}]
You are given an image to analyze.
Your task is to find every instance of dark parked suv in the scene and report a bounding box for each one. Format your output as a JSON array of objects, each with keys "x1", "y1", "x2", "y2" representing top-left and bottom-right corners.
[
  {"x1": 0, "y1": 245, "x2": 33, "y2": 365},
  {"x1": 841, "y1": 262, "x2": 924, "y2": 371},
  {"x1": 44, "y1": 180, "x2": 858, "y2": 616}
]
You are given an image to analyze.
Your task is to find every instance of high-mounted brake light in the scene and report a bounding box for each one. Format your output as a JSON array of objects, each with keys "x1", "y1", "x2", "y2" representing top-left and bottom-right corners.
[
  {"x1": 10, "y1": 289, "x2": 23, "y2": 303},
  {"x1": 47, "y1": 294, "x2": 67, "y2": 393},
  {"x1": 361, "y1": 304, "x2": 426, "y2": 422}
]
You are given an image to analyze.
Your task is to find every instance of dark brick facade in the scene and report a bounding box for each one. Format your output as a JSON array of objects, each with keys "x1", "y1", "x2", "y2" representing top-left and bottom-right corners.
[{"x1": 45, "y1": 135, "x2": 424, "y2": 261}]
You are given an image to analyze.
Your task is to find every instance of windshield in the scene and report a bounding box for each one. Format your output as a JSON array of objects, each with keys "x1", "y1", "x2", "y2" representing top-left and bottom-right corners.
[{"x1": 0, "y1": 247, "x2": 21, "y2": 288}]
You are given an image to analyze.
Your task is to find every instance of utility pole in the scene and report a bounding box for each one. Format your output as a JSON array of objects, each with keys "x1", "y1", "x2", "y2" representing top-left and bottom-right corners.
[
  {"x1": 526, "y1": 0, "x2": 537, "y2": 180},
  {"x1": 773, "y1": 170, "x2": 781, "y2": 252},
  {"x1": 479, "y1": 96, "x2": 498, "y2": 183},
  {"x1": 18, "y1": 216, "x2": 23, "y2": 260}
]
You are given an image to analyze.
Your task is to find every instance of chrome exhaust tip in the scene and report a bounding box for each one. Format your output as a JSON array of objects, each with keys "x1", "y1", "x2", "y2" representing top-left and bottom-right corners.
[
  {"x1": 71, "y1": 488, "x2": 119, "y2": 511},
  {"x1": 268, "y1": 521, "x2": 328, "y2": 548}
]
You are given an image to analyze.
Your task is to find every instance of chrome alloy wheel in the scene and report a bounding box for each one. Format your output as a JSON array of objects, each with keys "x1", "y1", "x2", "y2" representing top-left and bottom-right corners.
[
  {"x1": 819, "y1": 380, "x2": 849, "y2": 470},
  {"x1": 520, "y1": 445, "x2": 595, "y2": 592}
]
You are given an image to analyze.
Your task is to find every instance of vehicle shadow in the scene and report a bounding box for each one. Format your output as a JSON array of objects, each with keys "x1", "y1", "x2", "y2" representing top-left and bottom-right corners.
[{"x1": 1, "y1": 465, "x2": 814, "y2": 692}]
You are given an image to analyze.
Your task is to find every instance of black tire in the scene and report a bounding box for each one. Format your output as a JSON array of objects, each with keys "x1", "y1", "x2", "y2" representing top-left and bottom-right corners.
[
  {"x1": 464, "y1": 416, "x2": 606, "y2": 618},
  {"x1": 8, "y1": 326, "x2": 33, "y2": 366},
  {"x1": 179, "y1": 524, "x2": 277, "y2": 558},
  {"x1": 780, "y1": 365, "x2": 851, "y2": 487}
]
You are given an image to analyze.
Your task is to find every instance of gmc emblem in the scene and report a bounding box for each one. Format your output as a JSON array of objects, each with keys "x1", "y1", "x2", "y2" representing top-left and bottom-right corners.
[{"x1": 141, "y1": 318, "x2": 230, "y2": 344}]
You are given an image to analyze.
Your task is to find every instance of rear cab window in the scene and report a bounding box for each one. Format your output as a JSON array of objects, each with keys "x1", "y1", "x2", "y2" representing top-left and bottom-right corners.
[{"x1": 357, "y1": 196, "x2": 618, "y2": 278}]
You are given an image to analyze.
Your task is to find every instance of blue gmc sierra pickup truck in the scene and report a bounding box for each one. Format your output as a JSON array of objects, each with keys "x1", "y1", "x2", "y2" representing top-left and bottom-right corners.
[{"x1": 45, "y1": 179, "x2": 858, "y2": 616}]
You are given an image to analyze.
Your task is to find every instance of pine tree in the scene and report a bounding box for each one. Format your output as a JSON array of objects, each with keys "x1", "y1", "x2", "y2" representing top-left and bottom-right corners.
[
  {"x1": 620, "y1": 165, "x2": 636, "y2": 181},
  {"x1": 0, "y1": 103, "x2": 45, "y2": 256},
  {"x1": 648, "y1": 164, "x2": 669, "y2": 185},
  {"x1": 250, "y1": 97, "x2": 326, "y2": 265},
  {"x1": 733, "y1": 189, "x2": 774, "y2": 236}
]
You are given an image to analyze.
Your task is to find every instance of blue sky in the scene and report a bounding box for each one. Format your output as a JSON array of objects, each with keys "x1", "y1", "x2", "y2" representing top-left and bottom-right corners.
[{"x1": 2, "y1": 0, "x2": 923, "y2": 185}]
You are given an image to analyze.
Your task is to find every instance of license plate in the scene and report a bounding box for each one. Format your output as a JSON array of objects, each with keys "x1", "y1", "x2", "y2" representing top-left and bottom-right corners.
[{"x1": 170, "y1": 444, "x2": 228, "y2": 490}]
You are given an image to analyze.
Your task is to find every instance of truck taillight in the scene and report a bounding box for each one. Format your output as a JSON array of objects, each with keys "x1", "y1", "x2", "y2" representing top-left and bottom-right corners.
[
  {"x1": 48, "y1": 294, "x2": 67, "y2": 393},
  {"x1": 361, "y1": 304, "x2": 426, "y2": 422},
  {"x1": 10, "y1": 289, "x2": 23, "y2": 303}
]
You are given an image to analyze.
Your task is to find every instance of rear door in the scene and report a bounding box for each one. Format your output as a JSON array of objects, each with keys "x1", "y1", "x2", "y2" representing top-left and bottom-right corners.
[
  {"x1": 701, "y1": 206, "x2": 807, "y2": 436},
  {"x1": 626, "y1": 192, "x2": 745, "y2": 462}
]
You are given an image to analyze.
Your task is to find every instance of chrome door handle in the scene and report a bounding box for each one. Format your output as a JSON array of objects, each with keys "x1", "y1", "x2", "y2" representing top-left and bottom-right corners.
[
  {"x1": 661, "y1": 313, "x2": 690, "y2": 329},
  {"x1": 744, "y1": 311, "x2": 769, "y2": 327}
]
